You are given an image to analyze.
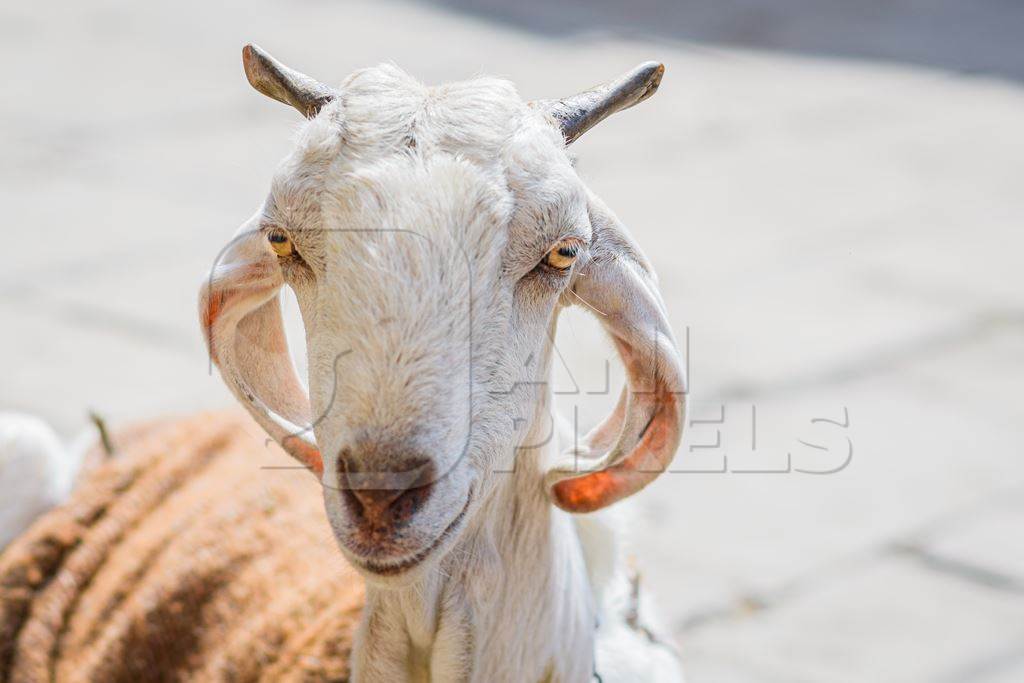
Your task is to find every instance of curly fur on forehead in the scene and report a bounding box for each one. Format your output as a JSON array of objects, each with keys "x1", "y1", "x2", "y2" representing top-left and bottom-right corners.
[
  {"x1": 339, "y1": 64, "x2": 528, "y2": 160},
  {"x1": 274, "y1": 63, "x2": 569, "y2": 196},
  {"x1": 277, "y1": 64, "x2": 546, "y2": 172}
]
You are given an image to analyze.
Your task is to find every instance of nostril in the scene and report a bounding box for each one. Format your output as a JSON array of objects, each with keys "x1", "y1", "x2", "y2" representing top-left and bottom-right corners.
[
  {"x1": 386, "y1": 481, "x2": 434, "y2": 524},
  {"x1": 349, "y1": 488, "x2": 405, "y2": 520},
  {"x1": 337, "y1": 453, "x2": 436, "y2": 526}
]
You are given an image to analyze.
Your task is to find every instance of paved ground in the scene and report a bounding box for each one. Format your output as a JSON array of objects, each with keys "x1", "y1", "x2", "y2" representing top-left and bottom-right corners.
[{"x1": 2, "y1": 1, "x2": 1022, "y2": 680}]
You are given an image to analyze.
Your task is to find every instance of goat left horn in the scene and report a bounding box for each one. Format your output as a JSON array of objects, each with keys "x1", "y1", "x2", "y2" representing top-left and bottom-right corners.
[
  {"x1": 242, "y1": 44, "x2": 338, "y2": 118},
  {"x1": 533, "y1": 61, "x2": 665, "y2": 145}
]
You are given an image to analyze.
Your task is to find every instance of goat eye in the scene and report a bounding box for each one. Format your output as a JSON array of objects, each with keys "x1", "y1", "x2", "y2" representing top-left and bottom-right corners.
[
  {"x1": 267, "y1": 230, "x2": 294, "y2": 257},
  {"x1": 543, "y1": 239, "x2": 581, "y2": 271}
]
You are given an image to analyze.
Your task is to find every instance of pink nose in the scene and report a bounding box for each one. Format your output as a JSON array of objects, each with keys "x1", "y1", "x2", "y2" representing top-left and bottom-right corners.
[{"x1": 337, "y1": 454, "x2": 436, "y2": 528}]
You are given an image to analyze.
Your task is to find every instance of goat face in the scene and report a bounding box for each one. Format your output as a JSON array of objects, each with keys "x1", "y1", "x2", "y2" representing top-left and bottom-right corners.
[{"x1": 201, "y1": 47, "x2": 686, "y2": 584}]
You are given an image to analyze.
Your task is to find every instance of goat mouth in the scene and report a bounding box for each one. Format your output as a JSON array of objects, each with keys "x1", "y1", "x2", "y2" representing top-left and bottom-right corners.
[{"x1": 353, "y1": 489, "x2": 473, "y2": 577}]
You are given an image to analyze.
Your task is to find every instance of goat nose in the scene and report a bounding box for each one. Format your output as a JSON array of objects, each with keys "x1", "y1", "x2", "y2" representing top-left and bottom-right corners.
[{"x1": 337, "y1": 453, "x2": 436, "y2": 527}]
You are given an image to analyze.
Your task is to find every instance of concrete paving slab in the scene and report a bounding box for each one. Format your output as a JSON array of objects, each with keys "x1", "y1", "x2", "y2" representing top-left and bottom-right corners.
[
  {"x1": 681, "y1": 555, "x2": 1024, "y2": 682},
  {"x1": 915, "y1": 490, "x2": 1024, "y2": 586},
  {"x1": 0, "y1": 298, "x2": 230, "y2": 434}
]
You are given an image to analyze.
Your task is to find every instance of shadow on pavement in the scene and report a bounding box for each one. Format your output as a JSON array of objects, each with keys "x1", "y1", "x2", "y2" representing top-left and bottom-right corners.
[{"x1": 418, "y1": 0, "x2": 1024, "y2": 81}]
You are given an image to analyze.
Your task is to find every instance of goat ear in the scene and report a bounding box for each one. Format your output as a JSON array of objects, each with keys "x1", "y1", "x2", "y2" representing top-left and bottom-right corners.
[
  {"x1": 199, "y1": 219, "x2": 322, "y2": 475},
  {"x1": 544, "y1": 193, "x2": 686, "y2": 513},
  {"x1": 532, "y1": 61, "x2": 664, "y2": 145},
  {"x1": 242, "y1": 44, "x2": 338, "y2": 119}
]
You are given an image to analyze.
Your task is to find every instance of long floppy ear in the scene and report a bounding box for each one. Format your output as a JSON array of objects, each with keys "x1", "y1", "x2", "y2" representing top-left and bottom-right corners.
[
  {"x1": 545, "y1": 192, "x2": 687, "y2": 512},
  {"x1": 242, "y1": 44, "x2": 338, "y2": 118},
  {"x1": 199, "y1": 218, "x2": 323, "y2": 475}
]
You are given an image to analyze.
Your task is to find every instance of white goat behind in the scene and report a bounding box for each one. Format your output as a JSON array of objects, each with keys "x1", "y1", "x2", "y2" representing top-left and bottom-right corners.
[
  {"x1": 576, "y1": 509, "x2": 686, "y2": 682},
  {"x1": 0, "y1": 413, "x2": 83, "y2": 549}
]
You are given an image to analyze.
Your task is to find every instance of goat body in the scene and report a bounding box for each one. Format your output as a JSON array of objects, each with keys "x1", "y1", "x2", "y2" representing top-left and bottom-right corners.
[{"x1": 0, "y1": 414, "x2": 81, "y2": 550}]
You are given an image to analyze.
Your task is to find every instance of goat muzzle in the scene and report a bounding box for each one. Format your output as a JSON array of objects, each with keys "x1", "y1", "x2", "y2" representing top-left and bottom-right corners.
[{"x1": 336, "y1": 454, "x2": 437, "y2": 529}]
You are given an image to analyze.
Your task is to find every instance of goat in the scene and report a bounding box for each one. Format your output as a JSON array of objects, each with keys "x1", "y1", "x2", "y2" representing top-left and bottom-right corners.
[
  {"x1": 0, "y1": 45, "x2": 687, "y2": 682},
  {"x1": 0, "y1": 414, "x2": 83, "y2": 550}
]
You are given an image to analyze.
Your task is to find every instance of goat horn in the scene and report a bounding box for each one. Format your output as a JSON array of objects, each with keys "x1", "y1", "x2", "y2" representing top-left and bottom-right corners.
[
  {"x1": 242, "y1": 44, "x2": 338, "y2": 118},
  {"x1": 533, "y1": 61, "x2": 665, "y2": 145}
]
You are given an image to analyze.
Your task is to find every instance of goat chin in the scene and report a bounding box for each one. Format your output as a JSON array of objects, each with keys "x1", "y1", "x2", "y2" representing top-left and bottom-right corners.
[{"x1": 0, "y1": 412, "x2": 85, "y2": 550}]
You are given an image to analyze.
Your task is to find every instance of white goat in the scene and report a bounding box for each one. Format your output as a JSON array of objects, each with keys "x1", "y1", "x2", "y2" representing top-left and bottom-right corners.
[
  {"x1": 200, "y1": 45, "x2": 688, "y2": 682},
  {"x1": 1, "y1": 46, "x2": 687, "y2": 682},
  {"x1": 0, "y1": 414, "x2": 82, "y2": 549}
]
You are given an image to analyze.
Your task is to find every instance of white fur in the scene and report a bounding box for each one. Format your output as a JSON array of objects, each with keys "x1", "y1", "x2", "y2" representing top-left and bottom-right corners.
[{"x1": 0, "y1": 413, "x2": 83, "y2": 549}]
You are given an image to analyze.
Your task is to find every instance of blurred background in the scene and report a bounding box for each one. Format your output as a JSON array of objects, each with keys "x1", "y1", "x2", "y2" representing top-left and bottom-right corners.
[{"x1": 2, "y1": 1, "x2": 1022, "y2": 680}]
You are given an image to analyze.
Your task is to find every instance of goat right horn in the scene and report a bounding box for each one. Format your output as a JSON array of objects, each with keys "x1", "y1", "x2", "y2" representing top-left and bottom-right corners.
[{"x1": 242, "y1": 44, "x2": 338, "y2": 118}]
